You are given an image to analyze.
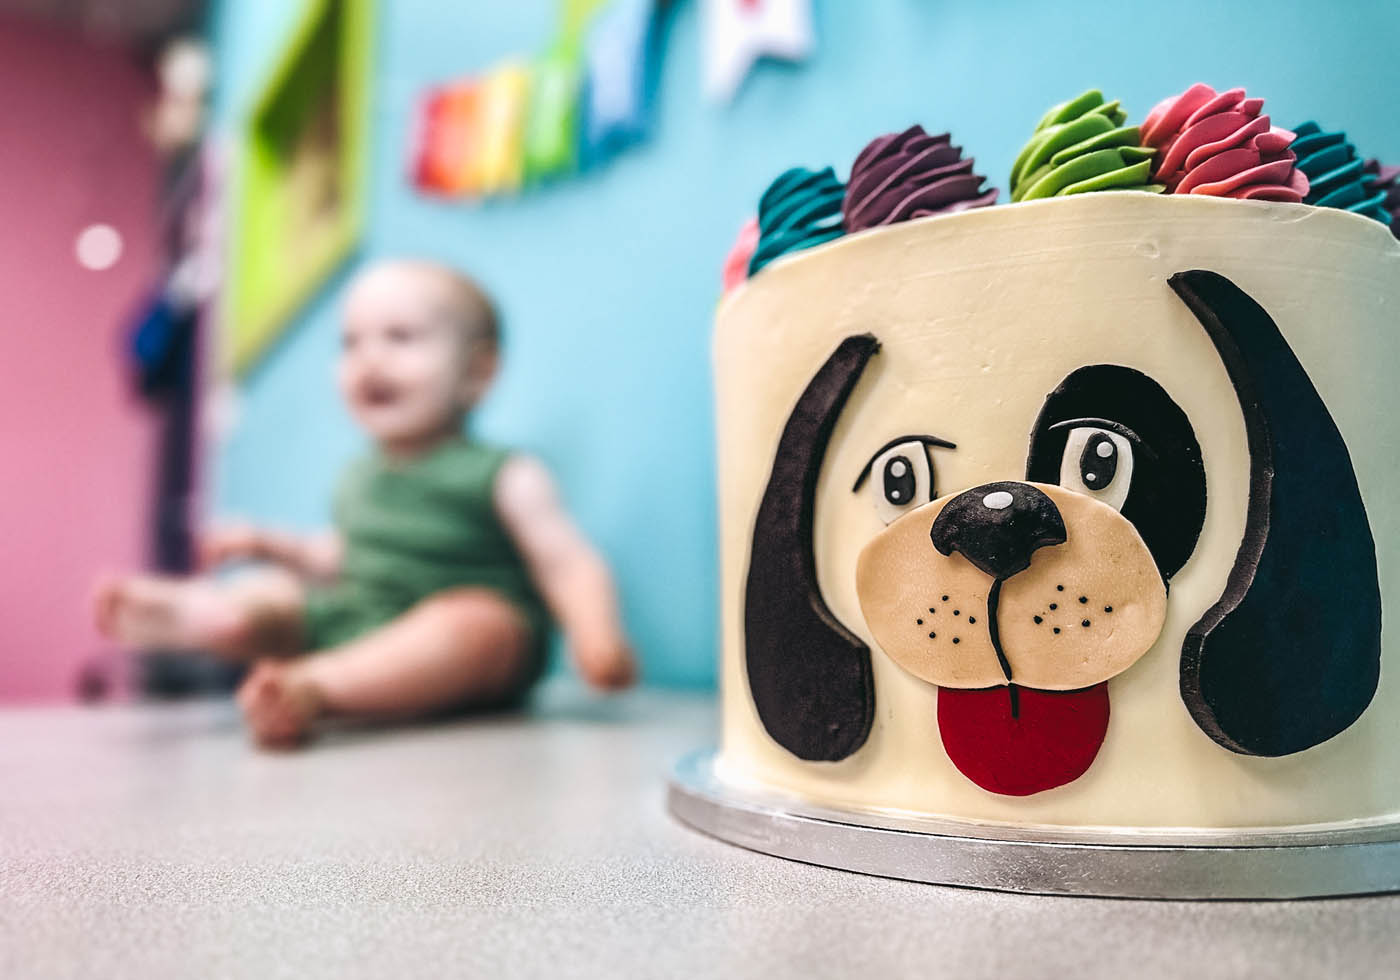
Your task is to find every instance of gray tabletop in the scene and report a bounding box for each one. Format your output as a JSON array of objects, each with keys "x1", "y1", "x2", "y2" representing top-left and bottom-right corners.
[{"x1": 3, "y1": 682, "x2": 1398, "y2": 979}]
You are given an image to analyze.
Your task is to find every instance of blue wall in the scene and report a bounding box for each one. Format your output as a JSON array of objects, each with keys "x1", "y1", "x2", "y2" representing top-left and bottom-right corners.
[{"x1": 210, "y1": 0, "x2": 1400, "y2": 688}]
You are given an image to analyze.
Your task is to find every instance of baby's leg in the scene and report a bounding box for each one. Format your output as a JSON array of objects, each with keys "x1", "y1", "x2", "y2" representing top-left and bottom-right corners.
[
  {"x1": 235, "y1": 588, "x2": 535, "y2": 747},
  {"x1": 94, "y1": 568, "x2": 305, "y2": 660}
]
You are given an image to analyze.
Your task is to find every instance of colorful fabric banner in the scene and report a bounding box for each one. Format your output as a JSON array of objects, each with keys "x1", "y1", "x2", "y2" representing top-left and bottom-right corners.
[
  {"x1": 582, "y1": 0, "x2": 658, "y2": 161},
  {"x1": 702, "y1": 0, "x2": 813, "y2": 104},
  {"x1": 474, "y1": 62, "x2": 531, "y2": 194},
  {"x1": 410, "y1": 0, "x2": 818, "y2": 199},
  {"x1": 523, "y1": 46, "x2": 585, "y2": 181},
  {"x1": 413, "y1": 78, "x2": 484, "y2": 195}
]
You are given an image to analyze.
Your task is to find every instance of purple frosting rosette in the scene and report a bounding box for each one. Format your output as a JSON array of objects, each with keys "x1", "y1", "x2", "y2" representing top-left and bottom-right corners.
[{"x1": 842, "y1": 125, "x2": 998, "y2": 232}]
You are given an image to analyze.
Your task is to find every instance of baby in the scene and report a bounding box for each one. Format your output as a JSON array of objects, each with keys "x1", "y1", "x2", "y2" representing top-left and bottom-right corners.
[{"x1": 95, "y1": 259, "x2": 635, "y2": 746}]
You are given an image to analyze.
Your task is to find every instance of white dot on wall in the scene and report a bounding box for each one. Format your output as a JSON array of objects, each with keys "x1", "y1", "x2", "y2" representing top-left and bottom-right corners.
[{"x1": 75, "y1": 224, "x2": 124, "y2": 271}]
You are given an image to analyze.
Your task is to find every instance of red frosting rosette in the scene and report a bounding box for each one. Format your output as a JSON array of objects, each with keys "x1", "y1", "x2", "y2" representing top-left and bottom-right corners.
[{"x1": 1141, "y1": 83, "x2": 1308, "y2": 202}]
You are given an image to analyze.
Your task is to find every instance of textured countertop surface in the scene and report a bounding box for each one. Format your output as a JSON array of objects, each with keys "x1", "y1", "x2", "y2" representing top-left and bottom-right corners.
[{"x1": 3, "y1": 682, "x2": 1399, "y2": 979}]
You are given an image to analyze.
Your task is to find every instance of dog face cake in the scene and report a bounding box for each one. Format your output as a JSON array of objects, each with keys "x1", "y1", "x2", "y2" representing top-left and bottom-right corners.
[{"x1": 715, "y1": 187, "x2": 1400, "y2": 828}]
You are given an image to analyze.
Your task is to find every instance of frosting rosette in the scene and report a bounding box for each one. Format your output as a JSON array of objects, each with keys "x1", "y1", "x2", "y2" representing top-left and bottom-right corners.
[
  {"x1": 1141, "y1": 83, "x2": 1307, "y2": 201},
  {"x1": 722, "y1": 217, "x2": 759, "y2": 294},
  {"x1": 842, "y1": 126, "x2": 997, "y2": 232},
  {"x1": 1289, "y1": 123, "x2": 1390, "y2": 223},
  {"x1": 1363, "y1": 160, "x2": 1400, "y2": 237},
  {"x1": 748, "y1": 167, "x2": 846, "y2": 276},
  {"x1": 1009, "y1": 90, "x2": 1160, "y2": 202}
]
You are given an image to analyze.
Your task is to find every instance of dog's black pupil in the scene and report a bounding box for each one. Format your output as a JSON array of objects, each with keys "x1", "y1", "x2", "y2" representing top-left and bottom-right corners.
[
  {"x1": 1079, "y1": 432, "x2": 1118, "y2": 491},
  {"x1": 883, "y1": 455, "x2": 916, "y2": 506}
]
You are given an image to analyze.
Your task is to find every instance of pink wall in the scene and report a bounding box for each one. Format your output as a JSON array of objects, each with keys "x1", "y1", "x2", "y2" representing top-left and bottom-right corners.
[{"x1": 0, "y1": 15, "x2": 162, "y2": 702}]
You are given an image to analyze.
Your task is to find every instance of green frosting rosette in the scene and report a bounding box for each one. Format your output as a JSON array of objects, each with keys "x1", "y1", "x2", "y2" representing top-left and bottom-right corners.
[{"x1": 1009, "y1": 90, "x2": 1163, "y2": 202}]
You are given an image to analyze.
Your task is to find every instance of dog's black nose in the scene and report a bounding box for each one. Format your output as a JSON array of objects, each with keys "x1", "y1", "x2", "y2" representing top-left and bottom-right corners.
[{"x1": 930, "y1": 482, "x2": 1066, "y2": 580}]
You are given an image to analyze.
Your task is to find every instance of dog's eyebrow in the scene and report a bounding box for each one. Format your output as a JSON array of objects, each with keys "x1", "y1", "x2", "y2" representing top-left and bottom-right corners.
[
  {"x1": 1049, "y1": 417, "x2": 1159, "y2": 462},
  {"x1": 852, "y1": 434, "x2": 957, "y2": 492},
  {"x1": 1049, "y1": 417, "x2": 1142, "y2": 443}
]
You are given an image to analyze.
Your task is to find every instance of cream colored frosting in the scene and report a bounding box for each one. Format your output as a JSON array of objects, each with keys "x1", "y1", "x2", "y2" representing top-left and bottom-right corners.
[{"x1": 713, "y1": 193, "x2": 1400, "y2": 830}]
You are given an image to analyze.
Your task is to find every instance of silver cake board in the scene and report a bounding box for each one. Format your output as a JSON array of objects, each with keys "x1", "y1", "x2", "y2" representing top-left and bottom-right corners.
[{"x1": 667, "y1": 750, "x2": 1400, "y2": 900}]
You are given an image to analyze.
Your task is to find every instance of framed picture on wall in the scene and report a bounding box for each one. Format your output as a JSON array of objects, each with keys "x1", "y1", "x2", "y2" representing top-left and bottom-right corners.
[{"x1": 225, "y1": 0, "x2": 374, "y2": 375}]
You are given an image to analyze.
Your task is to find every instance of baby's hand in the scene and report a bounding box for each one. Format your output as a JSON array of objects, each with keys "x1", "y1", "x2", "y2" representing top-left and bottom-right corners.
[
  {"x1": 494, "y1": 456, "x2": 636, "y2": 692},
  {"x1": 199, "y1": 524, "x2": 267, "y2": 568},
  {"x1": 572, "y1": 635, "x2": 637, "y2": 692},
  {"x1": 200, "y1": 526, "x2": 342, "y2": 581}
]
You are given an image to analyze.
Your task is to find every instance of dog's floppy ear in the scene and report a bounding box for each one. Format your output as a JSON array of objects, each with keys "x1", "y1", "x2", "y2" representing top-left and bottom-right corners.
[
  {"x1": 744, "y1": 334, "x2": 879, "y2": 761},
  {"x1": 1170, "y1": 270, "x2": 1381, "y2": 757}
]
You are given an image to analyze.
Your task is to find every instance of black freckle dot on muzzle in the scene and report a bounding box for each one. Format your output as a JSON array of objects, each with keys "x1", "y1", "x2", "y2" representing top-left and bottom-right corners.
[
  {"x1": 952, "y1": 637, "x2": 960, "y2": 644},
  {"x1": 1079, "y1": 596, "x2": 1088, "y2": 604},
  {"x1": 968, "y1": 616, "x2": 976, "y2": 624},
  {"x1": 1033, "y1": 616, "x2": 1042, "y2": 624},
  {"x1": 1053, "y1": 627, "x2": 1061, "y2": 634},
  {"x1": 1082, "y1": 619, "x2": 1091, "y2": 627},
  {"x1": 928, "y1": 631, "x2": 936, "y2": 639}
]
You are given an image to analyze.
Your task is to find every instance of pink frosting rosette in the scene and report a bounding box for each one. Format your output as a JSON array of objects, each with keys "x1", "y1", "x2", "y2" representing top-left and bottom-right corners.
[
  {"x1": 721, "y1": 217, "x2": 760, "y2": 294},
  {"x1": 1141, "y1": 83, "x2": 1308, "y2": 201}
]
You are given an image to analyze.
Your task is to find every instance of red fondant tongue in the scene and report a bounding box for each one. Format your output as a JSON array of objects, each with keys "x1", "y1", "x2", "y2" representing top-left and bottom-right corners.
[{"x1": 937, "y1": 683, "x2": 1110, "y2": 797}]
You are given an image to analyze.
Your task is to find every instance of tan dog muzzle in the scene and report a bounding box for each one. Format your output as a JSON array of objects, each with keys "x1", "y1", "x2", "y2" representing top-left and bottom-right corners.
[{"x1": 855, "y1": 482, "x2": 1166, "y2": 691}]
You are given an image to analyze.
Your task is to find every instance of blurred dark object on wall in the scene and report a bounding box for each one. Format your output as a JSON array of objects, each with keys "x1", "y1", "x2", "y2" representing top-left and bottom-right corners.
[
  {"x1": 127, "y1": 289, "x2": 197, "y2": 572},
  {"x1": 0, "y1": 0, "x2": 204, "y2": 44},
  {"x1": 124, "y1": 32, "x2": 243, "y2": 699}
]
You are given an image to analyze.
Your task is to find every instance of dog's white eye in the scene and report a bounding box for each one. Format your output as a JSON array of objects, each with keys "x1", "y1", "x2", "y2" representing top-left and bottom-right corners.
[
  {"x1": 1059, "y1": 427, "x2": 1134, "y2": 511},
  {"x1": 870, "y1": 441, "x2": 933, "y2": 524}
]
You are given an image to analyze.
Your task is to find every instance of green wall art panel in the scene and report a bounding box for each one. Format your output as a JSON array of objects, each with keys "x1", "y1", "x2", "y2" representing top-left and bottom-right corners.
[{"x1": 225, "y1": 0, "x2": 373, "y2": 375}]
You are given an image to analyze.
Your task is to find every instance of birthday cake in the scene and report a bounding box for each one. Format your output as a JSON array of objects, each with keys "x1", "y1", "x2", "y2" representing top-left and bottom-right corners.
[{"x1": 713, "y1": 86, "x2": 1400, "y2": 829}]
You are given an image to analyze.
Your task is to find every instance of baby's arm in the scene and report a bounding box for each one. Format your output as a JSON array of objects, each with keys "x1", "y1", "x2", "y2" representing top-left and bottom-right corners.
[
  {"x1": 494, "y1": 457, "x2": 636, "y2": 690},
  {"x1": 201, "y1": 524, "x2": 343, "y2": 583}
]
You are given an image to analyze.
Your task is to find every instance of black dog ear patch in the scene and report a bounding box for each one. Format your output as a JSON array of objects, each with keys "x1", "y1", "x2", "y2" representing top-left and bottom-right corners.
[
  {"x1": 744, "y1": 334, "x2": 879, "y2": 761},
  {"x1": 1170, "y1": 270, "x2": 1381, "y2": 757},
  {"x1": 1025, "y1": 364, "x2": 1206, "y2": 579}
]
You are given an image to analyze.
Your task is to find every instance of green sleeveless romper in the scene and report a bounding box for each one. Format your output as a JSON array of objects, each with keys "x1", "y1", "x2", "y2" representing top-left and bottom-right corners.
[{"x1": 303, "y1": 438, "x2": 551, "y2": 688}]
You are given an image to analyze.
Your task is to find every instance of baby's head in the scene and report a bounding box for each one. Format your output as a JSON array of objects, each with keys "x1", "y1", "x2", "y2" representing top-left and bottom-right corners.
[{"x1": 338, "y1": 259, "x2": 499, "y2": 453}]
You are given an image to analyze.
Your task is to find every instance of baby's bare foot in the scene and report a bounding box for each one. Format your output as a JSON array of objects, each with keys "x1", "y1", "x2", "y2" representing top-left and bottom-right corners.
[
  {"x1": 92, "y1": 575, "x2": 125, "y2": 639},
  {"x1": 92, "y1": 575, "x2": 250, "y2": 653},
  {"x1": 235, "y1": 661, "x2": 323, "y2": 749}
]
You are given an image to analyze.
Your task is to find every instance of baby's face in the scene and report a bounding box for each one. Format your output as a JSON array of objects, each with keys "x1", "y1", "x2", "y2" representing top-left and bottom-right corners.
[{"x1": 337, "y1": 267, "x2": 481, "y2": 448}]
